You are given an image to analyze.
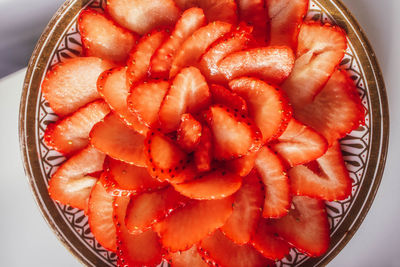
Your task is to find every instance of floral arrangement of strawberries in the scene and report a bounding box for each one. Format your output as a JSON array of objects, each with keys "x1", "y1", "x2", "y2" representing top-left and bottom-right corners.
[{"x1": 41, "y1": 0, "x2": 365, "y2": 266}]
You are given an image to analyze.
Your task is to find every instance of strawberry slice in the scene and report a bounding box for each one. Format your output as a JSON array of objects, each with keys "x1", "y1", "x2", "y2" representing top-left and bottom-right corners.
[
  {"x1": 255, "y1": 146, "x2": 290, "y2": 218},
  {"x1": 173, "y1": 168, "x2": 242, "y2": 200},
  {"x1": 127, "y1": 80, "x2": 169, "y2": 128},
  {"x1": 270, "y1": 118, "x2": 328, "y2": 167},
  {"x1": 48, "y1": 146, "x2": 105, "y2": 212},
  {"x1": 272, "y1": 196, "x2": 330, "y2": 257},
  {"x1": 170, "y1": 22, "x2": 233, "y2": 77},
  {"x1": 106, "y1": 0, "x2": 180, "y2": 35},
  {"x1": 177, "y1": 114, "x2": 202, "y2": 152},
  {"x1": 159, "y1": 67, "x2": 211, "y2": 132},
  {"x1": 168, "y1": 246, "x2": 209, "y2": 267},
  {"x1": 150, "y1": 8, "x2": 206, "y2": 78},
  {"x1": 206, "y1": 105, "x2": 262, "y2": 160},
  {"x1": 282, "y1": 22, "x2": 347, "y2": 111},
  {"x1": 225, "y1": 150, "x2": 257, "y2": 177},
  {"x1": 97, "y1": 67, "x2": 148, "y2": 135},
  {"x1": 153, "y1": 197, "x2": 234, "y2": 252},
  {"x1": 44, "y1": 100, "x2": 110, "y2": 155},
  {"x1": 237, "y1": 0, "x2": 268, "y2": 42},
  {"x1": 87, "y1": 179, "x2": 116, "y2": 252},
  {"x1": 199, "y1": 229, "x2": 275, "y2": 267},
  {"x1": 78, "y1": 8, "x2": 137, "y2": 63},
  {"x1": 194, "y1": 126, "x2": 213, "y2": 172},
  {"x1": 90, "y1": 113, "x2": 146, "y2": 167},
  {"x1": 219, "y1": 46, "x2": 295, "y2": 84},
  {"x1": 210, "y1": 84, "x2": 248, "y2": 115},
  {"x1": 289, "y1": 141, "x2": 352, "y2": 201},
  {"x1": 229, "y1": 77, "x2": 292, "y2": 143},
  {"x1": 42, "y1": 57, "x2": 114, "y2": 117},
  {"x1": 295, "y1": 70, "x2": 365, "y2": 146},
  {"x1": 266, "y1": 0, "x2": 309, "y2": 50},
  {"x1": 221, "y1": 171, "x2": 264, "y2": 244},
  {"x1": 125, "y1": 186, "x2": 188, "y2": 234}
]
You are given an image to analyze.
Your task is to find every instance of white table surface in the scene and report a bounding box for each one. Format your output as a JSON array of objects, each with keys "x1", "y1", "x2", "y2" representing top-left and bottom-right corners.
[{"x1": 1, "y1": 0, "x2": 399, "y2": 266}]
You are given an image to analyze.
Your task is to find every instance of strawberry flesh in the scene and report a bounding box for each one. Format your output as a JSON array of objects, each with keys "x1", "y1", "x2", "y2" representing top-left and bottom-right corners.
[
  {"x1": 210, "y1": 84, "x2": 248, "y2": 115},
  {"x1": 237, "y1": 0, "x2": 268, "y2": 42},
  {"x1": 177, "y1": 113, "x2": 203, "y2": 152},
  {"x1": 225, "y1": 150, "x2": 257, "y2": 177},
  {"x1": 194, "y1": 126, "x2": 213, "y2": 172},
  {"x1": 168, "y1": 246, "x2": 209, "y2": 267}
]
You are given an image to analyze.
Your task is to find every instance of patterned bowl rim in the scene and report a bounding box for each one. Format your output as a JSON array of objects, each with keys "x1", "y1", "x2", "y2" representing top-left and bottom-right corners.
[{"x1": 19, "y1": 0, "x2": 389, "y2": 266}]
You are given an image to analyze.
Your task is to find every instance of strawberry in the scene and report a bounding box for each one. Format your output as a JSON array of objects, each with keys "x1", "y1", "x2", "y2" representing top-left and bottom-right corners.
[
  {"x1": 209, "y1": 84, "x2": 248, "y2": 115},
  {"x1": 194, "y1": 126, "x2": 213, "y2": 172},
  {"x1": 90, "y1": 113, "x2": 146, "y2": 167},
  {"x1": 225, "y1": 150, "x2": 257, "y2": 177},
  {"x1": 272, "y1": 196, "x2": 330, "y2": 257},
  {"x1": 221, "y1": 171, "x2": 264, "y2": 244},
  {"x1": 237, "y1": 0, "x2": 268, "y2": 42},
  {"x1": 150, "y1": 8, "x2": 206, "y2": 78},
  {"x1": 106, "y1": 0, "x2": 180, "y2": 35},
  {"x1": 125, "y1": 186, "x2": 188, "y2": 234},
  {"x1": 153, "y1": 197, "x2": 234, "y2": 252},
  {"x1": 295, "y1": 70, "x2": 365, "y2": 146},
  {"x1": 177, "y1": 114, "x2": 202, "y2": 152},
  {"x1": 254, "y1": 146, "x2": 290, "y2": 218},
  {"x1": 289, "y1": 141, "x2": 353, "y2": 201},
  {"x1": 48, "y1": 146, "x2": 105, "y2": 212},
  {"x1": 229, "y1": 77, "x2": 292, "y2": 143},
  {"x1": 87, "y1": 179, "x2": 116, "y2": 252},
  {"x1": 218, "y1": 46, "x2": 295, "y2": 84},
  {"x1": 270, "y1": 118, "x2": 328, "y2": 167},
  {"x1": 266, "y1": 0, "x2": 309, "y2": 50},
  {"x1": 170, "y1": 22, "x2": 233, "y2": 77},
  {"x1": 78, "y1": 8, "x2": 137, "y2": 63},
  {"x1": 199, "y1": 229, "x2": 275, "y2": 267},
  {"x1": 159, "y1": 67, "x2": 211, "y2": 132},
  {"x1": 44, "y1": 100, "x2": 110, "y2": 155},
  {"x1": 42, "y1": 57, "x2": 114, "y2": 117},
  {"x1": 168, "y1": 246, "x2": 209, "y2": 267}
]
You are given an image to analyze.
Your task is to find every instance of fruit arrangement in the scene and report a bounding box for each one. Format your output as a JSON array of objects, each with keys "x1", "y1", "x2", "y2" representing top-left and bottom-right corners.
[{"x1": 42, "y1": 0, "x2": 365, "y2": 266}]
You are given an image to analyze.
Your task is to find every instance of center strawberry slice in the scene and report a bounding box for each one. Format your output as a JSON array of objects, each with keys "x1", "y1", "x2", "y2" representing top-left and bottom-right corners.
[
  {"x1": 177, "y1": 113, "x2": 203, "y2": 153},
  {"x1": 209, "y1": 84, "x2": 248, "y2": 115}
]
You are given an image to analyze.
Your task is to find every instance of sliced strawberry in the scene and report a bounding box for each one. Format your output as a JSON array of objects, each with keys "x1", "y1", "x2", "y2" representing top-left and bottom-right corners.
[
  {"x1": 219, "y1": 46, "x2": 295, "y2": 84},
  {"x1": 270, "y1": 118, "x2": 328, "y2": 167},
  {"x1": 173, "y1": 168, "x2": 242, "y2": 200},
  {"x1": 199, "y1": 229, "x2": 275, "y2": 267},
  {"x1": 221, "y1": 171, "x2": 264, "y2": 244},
  {"x1": 153, "y1": 197, "x2": 234, "y2": 252},
  {"x1": 209, "y1": 84, "x2": 248, "y2": 115},
  {"x1": 48, "y1": 146, "x2": 105, "y2": 212},
  {"x1": 237, "y1": 0, "x2": 268, "y2": 42},
  {"x1": 170, "y1": 22, "x2": 233, "y2": 77},
  {"x1": 44, "y1": 100, "x2": 110, "y2": 155},
  {"x1": 125, "y1": 186, "x2": 188, "y2": 234},
  {"x1": 87, "y1": 179, "x2": 116, "y2": 252},
  {"x1": 168, "y1": 246, "x2": 209, "y2": 267},
  {"x1": 150, "y1": 8, "x2": 206, "y2": 78},
  {"x1": 159, "y1": 67, "x2": 211, "y2": 132},
  {"x1": 127, "y1": 80, "x2": 169, "y2": 128},
  {"x1": 272, "y1": 196, "x2": 330, "y2": 257},
  {"x1": 282, "y1": 22, "x2": 347, "y2": 111},
  {"x1": 90, "y1": 113, "x2": 146, "y2": 167},
  {"x1": 42, "y1": 57, "x2": 114, "y2": 117},
  {"x1": 106, "y1": 0, "x2": 180, "y2": 35},
  {"x1": 266, "y1": 0, "x2": 309, "y2": 50},
  {"x1": 225, "y1": 150, "x2": 257, "y2": 177},
  {"x1": 295, "y1": 70, "x2": 365, "y2": 146},
  {"x1": 78, "y1": 8, "x2": 137, "y2": 63},
  {"x1": 254, "y1": 146, "x2": 290, "y2": 218},
  {"x1": 206, "y1": 105, "x2": 262, "y2": 160},
  {"x1": 289, "y1": 141, "x2": 352, "y2": 201},
  {"x1": 229, "y1": 77, "x2": 292, "y2": 143},
  {"x1": 194, "y1": 126, "x2": 213, "y2": 172},
  {"x1": 177, "y1": 114, "x2": 202, "y2": 152}
]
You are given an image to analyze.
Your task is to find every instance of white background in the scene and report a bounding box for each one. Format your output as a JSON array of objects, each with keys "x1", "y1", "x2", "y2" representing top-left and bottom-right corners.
[{"x1": 0, "y1": 0, "x2": 399, "y2": 266}]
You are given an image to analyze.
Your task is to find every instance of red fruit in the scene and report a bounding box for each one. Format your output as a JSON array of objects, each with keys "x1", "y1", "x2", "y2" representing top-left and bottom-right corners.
[
  {"x1": 44, "y1": 100, "x2": 110, "y2": 155},
  {"x1": 289, "y1": 141, "x2": 353, "y2": 201},
  {"x1": 90, "y1": 113, "x2": 146, "y2": 167},
  {"x1": 194, "y1": 126, "x2": 213, "y2": 172},
  {"x1": 272, "y1": 196, "x2": 330, "y2": 257},
  {"x1": 226, "y1": 150, "x2": 257, "y2": 177},
  {"x1": 295, "y1": 70, "x2": 365, "y2": 146},
  {"x1": 177, "y1": 114, "x2": 202, "y2": 152},
  {"x1": 159, "y1": 67, "x2": 211, "y2": 132},
  {"x1": 270, "y1": 118, "x2": 328, "y2": 167},
  {"x1": 254, "y1": 146, "x2": 290, "y2": 218},
  {"x1": 78, "y1": 8, "x2": 137, "y2": 63},
  {"x1": 151, "y1": 8, "x2": 206, "y2": 78},
  {"x1": 221, "y1": 171, "x2": 264, "y2": 244},
  {"x1": 170, "y1": 22, "x2": 233, "y2": 77},
  {"x1": 168, "y1": 246, "x2": 209, "y2": 267},
  {"x1": 209, "y1": 84, "x2": 248, "y2": 114},
  {"x1": 153, "y1": 197, "x2": 234, "y2": 252},
  {"x1": 237, "y1": 0, "x2": 268, "y2": 42},
  {"x1": 87, "y1": 179, "x2": 116, "y2": 252},
  {"x1": 229, "y1": 77, "x2": 292, "y2": 143},
  {"x1": 219, "y1": 46, "x2": 295, "y2": 84},
  {"x1": 42, "y1": 57, "x2": 114, "y2": 117},
  {"x1": 48, "y1": 146, "x2": 105, "y2": 212},
  {"x1": 106, "y1": 0, "x2": 180, "y2": 35}
]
